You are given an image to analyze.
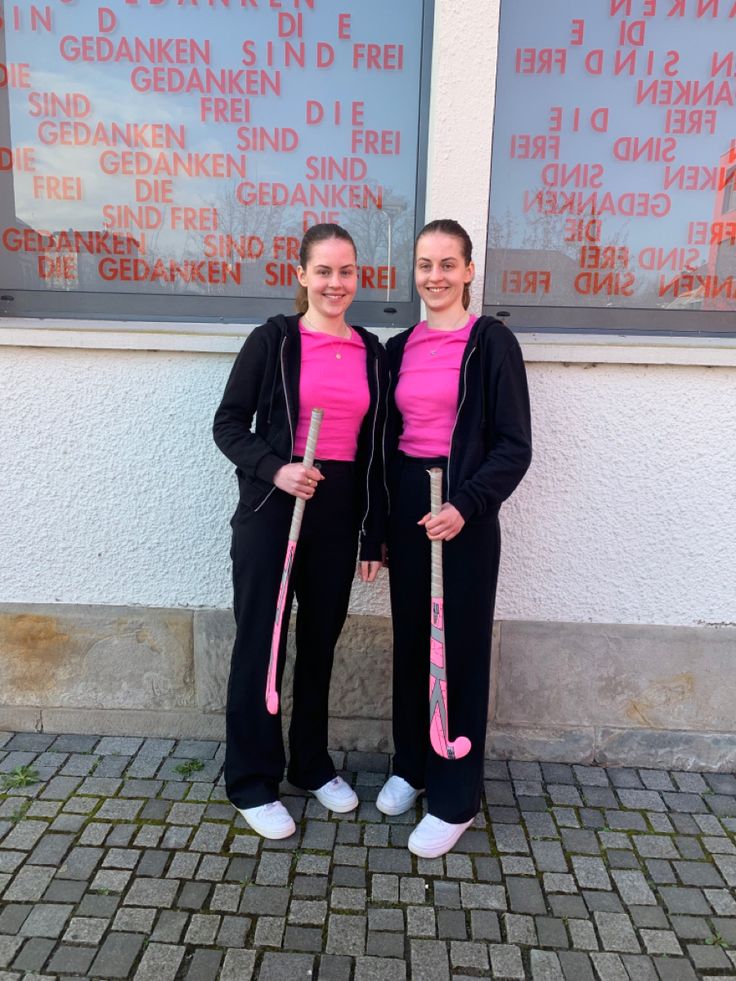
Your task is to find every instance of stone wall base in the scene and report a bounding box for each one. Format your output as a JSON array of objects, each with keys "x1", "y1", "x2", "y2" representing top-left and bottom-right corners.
[{"x1": 1, "y1": 604, "x2": 733, "y2": 771}]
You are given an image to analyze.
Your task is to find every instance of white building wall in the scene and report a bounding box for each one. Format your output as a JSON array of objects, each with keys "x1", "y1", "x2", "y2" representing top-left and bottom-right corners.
[{"x1": 2, "y1": 0, "x2": 736, "y2": 632}]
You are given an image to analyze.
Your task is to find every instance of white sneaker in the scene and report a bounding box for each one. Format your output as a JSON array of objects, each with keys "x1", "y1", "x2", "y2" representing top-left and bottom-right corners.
[
  {"x1": 237, "y1": 801, "x2": 296, "y2": 839},
  {"x1": 408, "y1": 813, "x2": 475, "y2": 858},
  {"x1": 376, "y1": 775, "x2": 424, "y2": 816},
  {"x1": 311, "y1": 776, "x2": 359, "y2": 813}
]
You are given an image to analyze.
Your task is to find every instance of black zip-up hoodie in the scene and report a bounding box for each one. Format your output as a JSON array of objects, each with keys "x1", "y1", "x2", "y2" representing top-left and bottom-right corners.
[
  {"x1": 385, "y1": 315, "x2": 532, "y2": 521},
  {"x1": 213, "y1": 314, "x2": 388, "y2": 560}
]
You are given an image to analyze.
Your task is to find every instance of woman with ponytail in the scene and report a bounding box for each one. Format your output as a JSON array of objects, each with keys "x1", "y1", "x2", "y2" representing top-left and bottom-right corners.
[
  {"x1": 377, "y1": 219, "x2": 532, "y2": 858},
  {"x1": 214, "y1": 224, "x2": 387, "y2": 839}
]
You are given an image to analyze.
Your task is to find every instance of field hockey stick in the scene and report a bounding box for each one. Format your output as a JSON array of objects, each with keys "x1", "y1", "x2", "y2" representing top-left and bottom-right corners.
[
  {"x1": 427, "y1": 467, "x2": 472, "y2": 760},
  {"x1": 265, "y1": 407, "x2": 324, "y2": 715}
]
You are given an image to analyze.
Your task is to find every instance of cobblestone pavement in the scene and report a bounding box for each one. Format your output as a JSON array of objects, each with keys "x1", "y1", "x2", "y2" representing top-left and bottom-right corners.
[{"x1": 1, "y1": 732, "x2": 735, "y2": 979}]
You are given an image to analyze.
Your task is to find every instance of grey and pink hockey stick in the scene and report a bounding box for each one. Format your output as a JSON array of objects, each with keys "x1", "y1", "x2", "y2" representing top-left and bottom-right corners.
[
  {"x1": 427, "y1": 467, "x2": 472, "y2": 760},
  {"x1": 265, "y1": 407, "x2": 324, "y2": 715}
]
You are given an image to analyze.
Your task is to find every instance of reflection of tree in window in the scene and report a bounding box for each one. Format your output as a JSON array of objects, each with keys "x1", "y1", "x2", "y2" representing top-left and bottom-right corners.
[
  {"x1": 721, "y1": 167, "x2": 736, "y2": 215},
  {"x1": 715, "y1": 237, "x2": 736, "y2": 281}
]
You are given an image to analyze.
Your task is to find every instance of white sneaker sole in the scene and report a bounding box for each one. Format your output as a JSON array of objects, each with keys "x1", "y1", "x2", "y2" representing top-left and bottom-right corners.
[
  {"x1": 236, "y1": 806, "x2": 296, "y2": 840},
  {"x1": 376, "y1": 788, "x2": 424, "y2": 816},
  {"x1": 408, "y1": 819, "x2": 473, "y2": 858},
  {"x1": 311, "y1": 789, "x2": 359, "y2": 813}
]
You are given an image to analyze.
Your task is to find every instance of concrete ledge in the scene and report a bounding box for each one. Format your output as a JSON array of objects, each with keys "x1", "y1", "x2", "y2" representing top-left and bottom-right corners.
[{"x1": 1, "y1": 603, "x2": 733, "y2": 769}]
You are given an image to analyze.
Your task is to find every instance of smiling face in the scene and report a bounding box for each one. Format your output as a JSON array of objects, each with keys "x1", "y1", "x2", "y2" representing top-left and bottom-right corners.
[
  {"x1": 414, "y1": 231, "x2": 474, "y2": 319},
  {"x1": 297, "y1": 237, "x2": 358, "y2": 324}
]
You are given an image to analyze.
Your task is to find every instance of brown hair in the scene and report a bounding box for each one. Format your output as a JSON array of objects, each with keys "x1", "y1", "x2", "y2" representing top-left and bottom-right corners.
[
  {"x1": 416, "y1": 218, "x2": 473, "y2": 309},
  {"x1": 295, "y1": 223, "x2": 357, "y2": 314}
]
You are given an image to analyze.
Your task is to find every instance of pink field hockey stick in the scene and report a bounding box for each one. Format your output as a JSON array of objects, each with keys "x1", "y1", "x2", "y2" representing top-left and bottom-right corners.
[
  {"x1": 265, "y1": 407, "x2": 324, "y2": 715},
  {"x1": 427, "y1": 467, "x2": 472, "y2": 760}
]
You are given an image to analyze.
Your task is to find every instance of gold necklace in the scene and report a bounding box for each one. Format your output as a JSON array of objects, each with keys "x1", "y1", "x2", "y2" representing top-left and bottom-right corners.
[
  {"x1": 302, "y1": 316, "x2": 351, "y2": 360},
  {"x1": 427, "y1": 312, "x2": 469, "y2": 356}
]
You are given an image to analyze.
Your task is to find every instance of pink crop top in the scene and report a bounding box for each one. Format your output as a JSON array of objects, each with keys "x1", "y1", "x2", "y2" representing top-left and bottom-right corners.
[
  {"x1": 395, "y1": 316, "x2": 476, "y2": 457},
  {"x1": 293, "y1": 323, "x2": 370, "y2": 461}
]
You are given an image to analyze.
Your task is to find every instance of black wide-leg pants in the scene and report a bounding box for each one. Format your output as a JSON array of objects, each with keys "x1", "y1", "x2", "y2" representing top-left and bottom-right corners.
[
  {"x1": 388, "y1": 454, "x2": 501, "y2": 824},
  {"x1": 225, "y1": 462, "x2": 359, "y2": 809}
]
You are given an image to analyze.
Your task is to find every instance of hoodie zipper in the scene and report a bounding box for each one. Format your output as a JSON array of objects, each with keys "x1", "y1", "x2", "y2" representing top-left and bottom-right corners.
[
  {"x1": 381, "y1": 367, "x2": 392, "y2": 515},
  {"x1": 254, "y1": 333, "x2": 293, "y2": 512},
  {"x1": 446, "y1": 343, "x2": 476, "y2": 499},
  {"x1": 360, "y1": 354, "x2": 380, "y2": 538}
]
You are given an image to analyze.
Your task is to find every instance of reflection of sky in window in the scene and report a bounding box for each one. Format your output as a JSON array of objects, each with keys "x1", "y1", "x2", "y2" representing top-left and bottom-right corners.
[
  {"x1": 487, "y1": 0, "x2": 736, "y2": 308},
  {"x1": 4, "y1": 1, "x2": 423, "y2": 298}
]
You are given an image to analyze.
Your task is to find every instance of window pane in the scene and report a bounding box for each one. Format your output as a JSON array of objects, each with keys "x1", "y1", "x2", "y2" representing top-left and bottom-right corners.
[
  {"x1": 484, "y1": 0, "x2": 736, "y2": 333},
  {"x1": 0, "y1": 1, "x2": 432, "y2": 326}
]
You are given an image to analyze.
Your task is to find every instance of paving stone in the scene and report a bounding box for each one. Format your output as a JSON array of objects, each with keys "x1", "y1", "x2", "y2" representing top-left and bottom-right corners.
[
  {"x1": 76, "y1": 892, "x2": 120, "y2": 918},
  {"x1": 650, "y1": 958, "x2": 699, "y2": 980},
  {"x1": 531, "y1": 949, "x2": 565, "y2": 979},
  {"x1": 590, "y1": 951, "x2": 629, "y2": 980},
  {"x1": 254, "y1": 851, "x2": 292, "y2": 886},
  {"x1": 504, "y1": 912, "x2": 538, "y2": 945},
  {"x1": 290, "y1": 900, "x2": 328, "y2": 925},
  {"x1": 536, "y1": 916, "x2": 570, "y2": 949},
  {"x1": 371, "y1": 873, "x2": 399, "y2": 902},
  {"x1": 124, "y1": 877, "x2": 179, "y2": 908},
  {"x1": 2, "y1": 822, "x2": 48, "y2": 851},
  {"x1": 489, "y1": 943, "x2": 525, "y2": 978},
  {"x1": 437, "y1": 910, "x2": 466, "y2": 939},
  {"x1": 112, "y1": 907, "x2": 156, "y2": 933},
  {"x1": 532, "y1": 840, "x2": 569, "y2": 873},
  {"x1": 688, "y1": 942, "x2": 732, "y2": 970},
  {"x1": 568, "y1": 918, "x2": 599, "y2": 950},
  {"x1": 617, "y1": 790, "x2": 666, "y2": 811},
  {"x1": 18, "y1": 904, "x2": 73, "y2": 939},
  {"x1": 409, "y1": 939, "x2": 450, "y2": 981},
  {"x1": 583, "y1": 890, "x2": 624, "y2": 913},
  {"x1": 573, "y1": 856, "x2": 612, "y2": 890},
  {"x1": 176, "y1": 880, "x2": 210, "y2": 909},
  {"x1": 620, "y1": 953, "x2": 659, "y2": 980},
  {"x1": 354, "y1": 957, "x2": 406, "y2": 981},
  {"x1": 493, "y1": 824, "x2": 530, "y2": 853},
  {"x1": 10, "y1": 937, "x2": 55, "y2": 972},
  {"x1": 594, "y1": 912, "x2": 640, "y2": 952},
  {"x1": 91, "y1": 868, "x2": 134, "y2": 893},
  {"x1": 628, "y1": 906, "x2": 669, "y2": 929},
  {"x1": 606, "y1": 811, "x2": 648, "y2": 832},
  {"x1": 3, "y1": 867, "x2": 54, "y2": 902},
  {"x1": 524, "y1": 812, "x2": 559, "y2": 838},
  {"x1": 0, "y1": 905, "x2": 32, "y2": 934},
  {"x1": 544, "y1": 873, "x2": 579, "y2": 894},
  {"x1": 333, "y1": 866, "x2": 366, "y2": 889},
  {"x1": 149, "y1": 909, "x2": 188, "y2": 943},
  {"x1": 132, "y1": 942, "x2": 185, "y2": 981},
  {"x1": 326, "y1": 914, "x2": 366, "y2": 955},
  {"x1": 0, "y1": 937, "x2": 24, "y2": 969},
  {"x1": 558, "y1": 950, "x2": 596, "y2": 981},
  {"x1": 503, "y1": 855, "x2": 537, "y2": 876},
  {"x1": 407, "y1": 906, "x2": 436, "y2": 938},
  {"x1": 283, "y1": 925, "x2": 322, "y2": 952},
  {"x1": 184, "y1": 948, "x2": 223, "y2": 980},
  {"x1": 88, "y1": 931, "x2": 145, "y2": 977},
  {"x1": 366, "y1": 932, "x2": 406, "y2": 958},
  {"x1": 461, "y1": 881, "x2": 508, "y2": 910},
  {"x1": 658, "y1": 886, "x2": 710, "y2": 914},
  {"x1": 253, "y1": 916, "x2": 286, "y2": 947},
  {"x1": 450, "y1": 940, "x2": 489, "y2": 969},
  {"x1": 607, "y1": 851, "x2": 641, "y2": 870},
  {"x1": 611, "y1": 870, "x2": 657, "y2": 905},
  {"x1": 57, "y1": 845, "x2": 104, "y2": 880},
  {"x1": 640, "y1": 929, "x2": 682, "y2": 955},
  {"x1": 633, "y1": 836, "x2": 679, "y2": 859},
  {"x1": 46, "y1": 944, "x2": 96, "y2": 975}
]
